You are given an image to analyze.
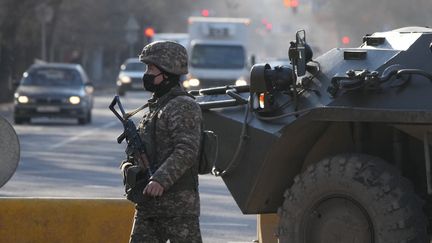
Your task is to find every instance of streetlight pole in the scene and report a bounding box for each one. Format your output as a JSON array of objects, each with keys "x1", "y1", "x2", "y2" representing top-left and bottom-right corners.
[
  {"x1": 35, "y1": 3, "x2": 53, "y2": 62},
  {"x1": 125, "y1": 15, "x2": 139, "y2": 57},
  {"x1": 0, "y1": 33, "x2": 2, "y2": 60},
  {"x1": 41, "y1": 21, "x2": 46, "y2": 61}
]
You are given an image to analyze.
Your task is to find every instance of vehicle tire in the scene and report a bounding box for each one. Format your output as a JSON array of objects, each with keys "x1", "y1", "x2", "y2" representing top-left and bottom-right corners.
[
  {"x1": 78, "y1": 118, "x2": 86, "y2": 125},
  {"x1": 14, "y1": 116, "x2": 23, "y2": 125},
  {"x1": 86, "y1": 110, "x2": 92, "y2": 123},
  {"x1": 118, "y1": 89, "x2": 125, "y2": 96},
  {"x1": 78, "y1": 116, "x2": 87, "y2": 125},
  {"x1": 78, "y1": 110, "x2": 92, "y2": 125},
  {"x1": 14, "y1": 116, "x2": 30, "y2": 124},
  {"x1": 277, "y1": 153, "x2": 428, "y2": 243}
]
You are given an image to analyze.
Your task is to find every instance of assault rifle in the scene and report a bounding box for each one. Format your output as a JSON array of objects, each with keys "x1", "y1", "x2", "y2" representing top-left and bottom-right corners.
[{"x1": 109, "y1": 95, "x2": 152, "y2": 180}]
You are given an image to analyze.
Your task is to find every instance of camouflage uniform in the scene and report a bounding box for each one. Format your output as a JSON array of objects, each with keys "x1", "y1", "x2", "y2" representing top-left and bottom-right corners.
[
  {"x1": 129, "y1": 85, "x2": 203, "y2": 242},
  {"x1": 130, "y1": 215, "x2": 201, "y2": 242},
  {"x1": 128, "y1": 40, "x2": 202, "y2": 243}
]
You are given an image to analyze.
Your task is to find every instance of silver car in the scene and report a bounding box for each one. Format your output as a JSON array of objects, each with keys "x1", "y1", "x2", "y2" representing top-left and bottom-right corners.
[
  {"x1": 116, "y1": 58, "x2": 147, "y2": 96},
  {"x1": 13, "y1": 63, "x2": 94, "y2": 125}
]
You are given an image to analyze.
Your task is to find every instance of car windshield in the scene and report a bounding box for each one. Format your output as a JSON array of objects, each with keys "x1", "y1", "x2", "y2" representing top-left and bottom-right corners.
[
  {"x1": 22, "y1": 68, "x2": 83, "y2": 86},
  {"x1": 123, "y1": 62, "x2": 146, "y2": 71},
  {"x1": 190, "y1": 44, "x2": 245, "y2": 69}
]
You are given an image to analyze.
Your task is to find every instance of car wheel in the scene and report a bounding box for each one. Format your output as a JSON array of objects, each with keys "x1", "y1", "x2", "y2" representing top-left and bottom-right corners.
[
  {"x1": 78, "y1": 118, "x2": 86, "y2": 125},
  {"x1": 14, "y1": 115, "x2": 23, "y2": 125},
  {"x1": 86, "y1": 110, "x2": 92, "y2": 123},
  {"x1": 14, "y1": 116, "x2": 30, "y2": 124},
  {"x1": 118, "y1": 89, "x2": 125, "y2": 96},
  {"x1": 277, "y1": 153, "x2": 428, "y2": 243},
  {"x1": 78, "y1": 110, "x2": 91, "y2": 125}
]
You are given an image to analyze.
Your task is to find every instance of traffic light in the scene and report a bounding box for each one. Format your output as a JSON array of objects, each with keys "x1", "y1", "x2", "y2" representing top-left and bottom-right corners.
[
  {"x1": 201, "y1": 9, "x2": 210, "y2": 17},
  {"x1": 284, "y1": 0, "x2": 299, "y2": 13},
  {"x1": 144, "y1": 27, "x2": 155, "y2": 43},
  {"x1": 260, "y1": 19, "x2": 272, "y2": 33},
  {"x1": 265, "y1": 23, "x2": 272, "y2": 32},
  {"x1": 144, "y1": 27, "x2": 155, "y2": 38},
  {"x1": 342, "y1": 36, "x2": 351, "y2": 45}
]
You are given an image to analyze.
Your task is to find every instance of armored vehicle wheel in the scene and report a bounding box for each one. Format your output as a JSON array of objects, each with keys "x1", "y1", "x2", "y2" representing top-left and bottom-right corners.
[{"x1": 277, "y1": 154, "x2": 428, "y2": 243}]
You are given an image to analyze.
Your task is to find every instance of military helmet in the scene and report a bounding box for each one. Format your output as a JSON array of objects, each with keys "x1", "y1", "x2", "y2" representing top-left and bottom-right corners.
[{"x1": 139, "y1": 41, "x2": 188, "y2": 75}]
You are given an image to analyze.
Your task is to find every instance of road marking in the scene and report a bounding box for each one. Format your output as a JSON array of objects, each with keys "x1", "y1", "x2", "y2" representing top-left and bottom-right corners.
[
  {"x1": 200, "y1": 222, "x2": 250, "y2": 227},
  {"x1": 83, "y1": 185, "x2": 114, "y2": 189},
  {"x1": 227, "y1": 242, "x2": 255, "y2": 243},
  {"x1": 21, "y1": 151, "x2": 116, "y2": 161},
  {"x1": 48, "y1": 121, "x2": 118, "y2": 150}
]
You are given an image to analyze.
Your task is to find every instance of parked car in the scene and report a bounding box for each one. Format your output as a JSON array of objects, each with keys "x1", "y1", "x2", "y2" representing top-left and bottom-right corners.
[
  {"x1": 13, "y1": 63, "x2": 94, "y2": 125},
  {"x1": 116, "y1": 58, "x2": 147, "y2": 96}
]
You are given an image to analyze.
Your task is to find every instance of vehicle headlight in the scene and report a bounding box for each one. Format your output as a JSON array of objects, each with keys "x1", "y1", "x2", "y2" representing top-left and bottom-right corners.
[
  {"x1": 17, "y1": 95, "x2": 29, "y2": 104},
  {"x1": 182, "y1": 80, "x2": 190, "y2": 88},
  {"x1": 189, "y1": 78, "x2": 200, "y2": 87},
  {"x1": 119, "y1": 75, "x2": 131, "y2": 83},
  {"x1": 69, "y1": 96, "x2": 81, "y2": 104},
  {"x1": 235, "y1": 79, "x2": 247, "y2": 86}
]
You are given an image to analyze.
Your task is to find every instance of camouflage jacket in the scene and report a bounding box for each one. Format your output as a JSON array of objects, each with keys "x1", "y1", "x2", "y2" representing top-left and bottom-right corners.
[{"x1": 137, "y1": 86, "x2": 202, "y2": 216}]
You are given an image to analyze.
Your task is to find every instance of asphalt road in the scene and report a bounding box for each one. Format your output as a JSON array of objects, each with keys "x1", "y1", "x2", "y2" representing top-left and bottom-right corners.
[{"x1": 0, "y1": 90, "x2": 256, "y2": 243}]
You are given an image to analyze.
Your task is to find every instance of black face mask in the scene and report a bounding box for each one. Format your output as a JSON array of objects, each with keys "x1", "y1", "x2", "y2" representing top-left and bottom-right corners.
[
  {"x1": 142, "y1": 73, "x2": 163, "y2": 92},
  {"x1": 143, "y1": 72, "x2": 180, "y2": 98}
]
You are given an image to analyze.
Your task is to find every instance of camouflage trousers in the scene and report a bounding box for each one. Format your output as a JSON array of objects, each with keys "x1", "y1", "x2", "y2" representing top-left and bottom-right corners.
[{"x1": 129, "y1": 214, "x2": 202, "y2": 243}]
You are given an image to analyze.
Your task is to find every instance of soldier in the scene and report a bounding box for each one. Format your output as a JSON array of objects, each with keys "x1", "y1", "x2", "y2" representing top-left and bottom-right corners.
[{"x1": 127, "y1": 41, "x2": 203, "y2": 242}]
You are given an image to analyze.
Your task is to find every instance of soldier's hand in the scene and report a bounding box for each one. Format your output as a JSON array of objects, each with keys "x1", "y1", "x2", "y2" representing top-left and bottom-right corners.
[{"x1": 143, "y1": 181, "x2": 164, "y2": 197}]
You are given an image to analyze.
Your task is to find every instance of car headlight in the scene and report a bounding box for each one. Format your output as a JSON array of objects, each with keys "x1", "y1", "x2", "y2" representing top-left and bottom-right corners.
[
  {"x1": 16, "y1": 95, "x2": 29, "y2": 104},
  {"x1": 235, "y1": 79, "x2": 247, "y2": 86},
  {"x1": 69, "y1": 96, "x2": 81, "y2": 104},
  {"x1": 182, "y1": 80, "x2": 190, "y2": 88},
  {"x1": 189, "y1": 78, "x2": 200, "y2": 87},
  {"x1": 119, "y1": 75, "x2": 131, "y2": 83}
]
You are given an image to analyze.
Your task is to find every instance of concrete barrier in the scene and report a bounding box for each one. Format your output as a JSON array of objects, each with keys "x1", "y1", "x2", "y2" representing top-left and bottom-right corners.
[
  {"x1": 0, "y1": 198, "x2": 135, "y2": 243},
  {"x1": 0, "y1": 198, "x2": 280, "y2": 242},
  {"x1": 257, "y1": 214, "x2": 279, "y2": 243}
]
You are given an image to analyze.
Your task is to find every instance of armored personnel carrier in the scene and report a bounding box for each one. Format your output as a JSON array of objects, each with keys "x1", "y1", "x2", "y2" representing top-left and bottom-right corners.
[{"x1": 193, "y1": 27, "x2": 432, "y2": 242}]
